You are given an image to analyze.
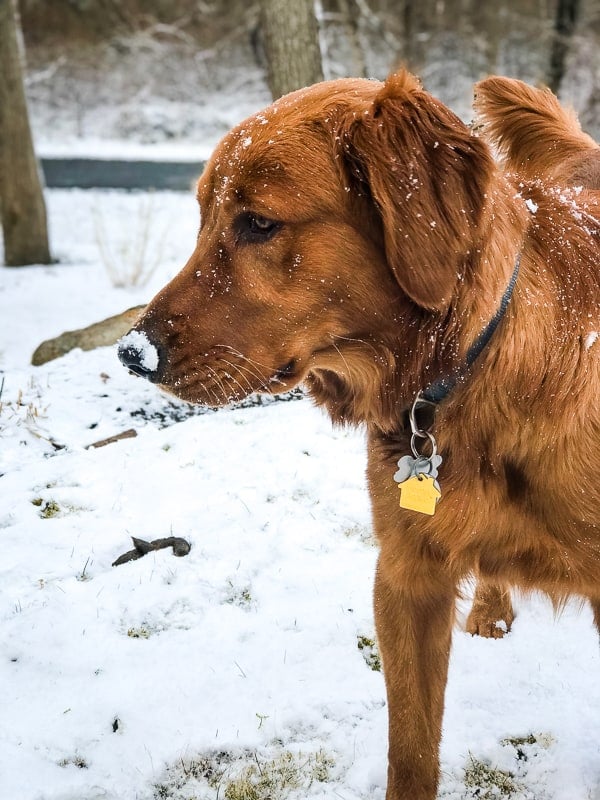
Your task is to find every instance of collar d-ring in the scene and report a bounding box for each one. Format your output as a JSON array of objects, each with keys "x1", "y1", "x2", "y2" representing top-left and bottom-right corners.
[
  {"x1": 409, "y1": 392, "x2": 438, "y2": 458},
  {"x1": 410, "y1": 430, "x2": 437, "y2": 459}
]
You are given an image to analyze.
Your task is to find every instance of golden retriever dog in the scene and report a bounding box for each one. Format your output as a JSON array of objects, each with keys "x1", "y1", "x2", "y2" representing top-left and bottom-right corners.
[{"x1": 118, "y1": 70, "x2": 600, "y2": 799}]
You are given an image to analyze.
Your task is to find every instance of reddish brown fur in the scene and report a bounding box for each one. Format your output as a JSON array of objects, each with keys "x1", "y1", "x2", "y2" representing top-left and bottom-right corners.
[
  {"x1": 121, "y1": 70, "x2": 600, "y2": 799},
  {"x1": 468, "y1": 76, "x2": 600, "y2": 636},
  {"x1": 474, "y1": 75, "x2": 600, "y2": 188}
]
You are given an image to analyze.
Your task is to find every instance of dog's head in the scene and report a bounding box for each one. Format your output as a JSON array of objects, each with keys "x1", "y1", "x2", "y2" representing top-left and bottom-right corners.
[{"x1": 119, "y1": 70, "x2": 493, "y2": 417}]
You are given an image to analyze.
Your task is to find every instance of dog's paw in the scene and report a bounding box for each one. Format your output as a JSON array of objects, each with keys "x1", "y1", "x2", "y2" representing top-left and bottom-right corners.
[
  {"x1": 465, "y1": 613, "x2": 512, "y2": 639},
  {"x1": 466, "y1": 581, "x2": 515, "y2": 639},
  {"x1": 466, "y1": 583, "x2": 515, "y2": 639}
]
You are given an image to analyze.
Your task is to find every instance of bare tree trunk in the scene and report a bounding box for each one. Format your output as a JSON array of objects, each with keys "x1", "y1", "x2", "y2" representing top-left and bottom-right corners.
[
  {"x1": 401, "y1": 0, "x2": 431, "y2": 75},
  {"x1": 337, "y1": 0, "x2": 368, "y2": 78},
  {"x1": 548, "y1": 0, "x2": 581, "y2": 93},
  {"x1": 0, "y1": 0, "x2": 51, "y2": 266},
  {"x1": 260, "y1": 0, "x2": 324, "y2": 100}
]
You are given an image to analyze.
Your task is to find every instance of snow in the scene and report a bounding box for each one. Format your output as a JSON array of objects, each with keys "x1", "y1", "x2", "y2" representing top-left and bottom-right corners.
[
  {"x1": 585, "y1": 332, "x2": 599, "y2": 350},
  {"x1": 118, "y1": 330, "x2": 159, "y2": 372},
  {"x1": 3, "y1": 188, "x2": 600, "y2": 800},
  {"x1": 525, "y1": 198, "x2": 538, "y2": 214},
  {"x1": 37, "y1": 138, "x2": 214, "y2": 163}
]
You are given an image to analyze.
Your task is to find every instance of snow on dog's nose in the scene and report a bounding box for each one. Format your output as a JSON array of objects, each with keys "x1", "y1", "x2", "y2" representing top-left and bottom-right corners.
[{"x1": 118, "y1": 330, "x2": 162, "y2": 382}]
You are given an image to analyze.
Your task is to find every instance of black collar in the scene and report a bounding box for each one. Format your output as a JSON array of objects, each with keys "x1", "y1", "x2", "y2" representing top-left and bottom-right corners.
[{"x1": 421, "y1": 252, "x2": 521, "y2": 405}]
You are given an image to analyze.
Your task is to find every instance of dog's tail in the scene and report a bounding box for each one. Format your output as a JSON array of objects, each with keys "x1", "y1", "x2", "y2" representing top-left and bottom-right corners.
[{"x1": 473, "y1": 76, "x2": 600, "y2": 186}]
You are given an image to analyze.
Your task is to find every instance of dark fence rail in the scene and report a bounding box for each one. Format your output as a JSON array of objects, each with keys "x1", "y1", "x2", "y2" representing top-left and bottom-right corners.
[{"x1": 41, "y1": 158, "x2": 206, "y2": 191}]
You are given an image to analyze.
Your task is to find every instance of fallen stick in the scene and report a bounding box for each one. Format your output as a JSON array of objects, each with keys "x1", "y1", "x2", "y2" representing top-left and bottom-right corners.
[{"x1": 86, "y1": 429, "x2": 137, "y2": 449}]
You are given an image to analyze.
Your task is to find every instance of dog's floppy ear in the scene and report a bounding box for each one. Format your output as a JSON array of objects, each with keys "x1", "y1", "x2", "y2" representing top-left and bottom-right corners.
[{"x1": 338, "y1": 70, "x2": 493, "y2": 310}]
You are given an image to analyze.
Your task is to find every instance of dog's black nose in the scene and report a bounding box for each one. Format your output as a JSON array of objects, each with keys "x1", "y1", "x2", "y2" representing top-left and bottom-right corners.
[{"x1": 117, "y1": 330, "x2": 162, "y2": 382}]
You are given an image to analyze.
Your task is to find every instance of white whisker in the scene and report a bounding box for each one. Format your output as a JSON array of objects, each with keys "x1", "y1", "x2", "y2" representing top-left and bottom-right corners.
[
  {"x1": 333, "y1": 334, "x2": 378, "y2": 354},
  {"x1": 221, "y1": 360, "x2": 256, "y2": 395},
  {"x1": 223, "y1": 357, "x2": 269, "y2": 387},
  {"x1": 332, "y1": 341, "x2": 352, "y2": 376},
  {"x1": 206, "y1": 366, "x2": 229, "y2": 403},
  {"x1": 214, "y1": 344, "x2": 275, "y2": 372}
]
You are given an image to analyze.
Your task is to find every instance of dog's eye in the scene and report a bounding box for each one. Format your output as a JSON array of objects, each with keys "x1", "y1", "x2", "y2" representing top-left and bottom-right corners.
[{"x1": 235, "y1": 212, "x2": 281, "y2": 243}]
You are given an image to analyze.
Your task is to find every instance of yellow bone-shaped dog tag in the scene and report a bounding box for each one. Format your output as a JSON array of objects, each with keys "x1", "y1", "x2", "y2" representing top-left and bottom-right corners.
[{"x1": 398, "y1": 474, "x2": 441, "y2": 516}]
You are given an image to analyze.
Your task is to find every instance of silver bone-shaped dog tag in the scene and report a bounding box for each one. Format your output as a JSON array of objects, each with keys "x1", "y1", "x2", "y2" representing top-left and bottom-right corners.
[{"x1": 394, "y1": 453, "x2": 442, "y2": 484}]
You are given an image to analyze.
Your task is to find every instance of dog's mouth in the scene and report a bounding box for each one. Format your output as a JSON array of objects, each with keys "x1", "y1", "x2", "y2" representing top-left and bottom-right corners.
[
  {"x1": 159, "y1": 356, "x2": 303, "y2": 406},
  {"x1": 269, "y1": 359, "x2": 298, "y2": 385}
]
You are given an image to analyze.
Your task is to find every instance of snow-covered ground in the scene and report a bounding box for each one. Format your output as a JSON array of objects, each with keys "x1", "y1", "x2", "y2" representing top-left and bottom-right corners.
[{"x1": 2, "y1": 186, "x2": 600, "y2": 800}]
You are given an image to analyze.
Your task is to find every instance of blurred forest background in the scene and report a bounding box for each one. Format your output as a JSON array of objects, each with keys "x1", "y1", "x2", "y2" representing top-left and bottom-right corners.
[{"x1": 17, "y1": 0, "x2": 600, "y2": 147}]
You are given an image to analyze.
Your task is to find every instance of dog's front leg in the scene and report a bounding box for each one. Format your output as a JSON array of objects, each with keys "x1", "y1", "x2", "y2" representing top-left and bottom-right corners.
[{"x1": 374, "y1": 549, "x2": 455, "y2": 800}]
